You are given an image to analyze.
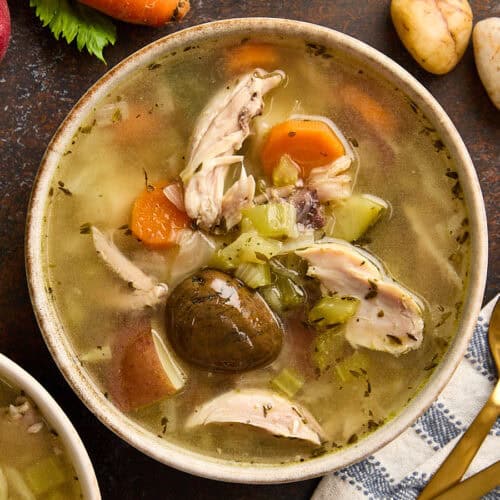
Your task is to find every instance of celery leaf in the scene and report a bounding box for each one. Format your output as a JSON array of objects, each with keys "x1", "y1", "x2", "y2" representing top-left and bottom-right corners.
[{"x1": 30, "y1": 0, "x2": 116, "y2": 63}]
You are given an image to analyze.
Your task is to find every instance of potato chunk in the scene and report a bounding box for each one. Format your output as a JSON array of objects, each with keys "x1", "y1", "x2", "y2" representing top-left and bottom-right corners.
[
  {"x1": 391, "y1": 0, "x2": 473, "y2": 74},
  {"x1": 473, "y1": 18, "x2": 500, "y2": 109}
]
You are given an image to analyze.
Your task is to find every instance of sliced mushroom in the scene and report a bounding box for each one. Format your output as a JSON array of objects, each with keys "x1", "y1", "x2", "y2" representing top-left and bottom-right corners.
[
  {"x1": 186, "y1": 389, "x2": 324, "y2": 445},
  {"x1": 91, "y1": 226, "x2": 168, "y2": 308},
  {"x1": 181, "y1": 68, "x2": 285, "y2": 230},
  {"x1": 297, "y1": 242, "x2": 424, "y2": 355}
]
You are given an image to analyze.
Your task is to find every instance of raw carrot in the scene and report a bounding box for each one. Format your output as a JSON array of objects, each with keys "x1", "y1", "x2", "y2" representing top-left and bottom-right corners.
[
  {"x1": 340, "y1": 85, "x2": 397, "y2": 134},
  {"x1": 260, "y1": 120, "x2": 345, "y2": 177},
  {"x1": 225, "y1": 43, "x2": 279, "y2": 75},
  {"x1": 77, "y1": 0, "x2": 190, "y2": 27},
  {"x1": 130, "y1": 182, "x2": 190, "y2": 249}
]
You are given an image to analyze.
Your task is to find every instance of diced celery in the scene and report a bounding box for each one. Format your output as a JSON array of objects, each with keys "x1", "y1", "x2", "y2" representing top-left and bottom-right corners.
[
  {"x1": 272, "y1": 155, "x2": 300, "y2": 187},
  {"x1": 242, "y1": 202, "x2": 297, "y2": 239},
  {"x1": 275, "y1": 276, "x2": 305, "y2": 310},
  {"x1": 259, "y1": 285, "x2": 283, "y2": 312},
  {"x1": 331, "y1": 194, "x2": 387, "y2": 242},
  {"x1": 240, "y1": 217, "x2": 256, "y2": 233},
  {"x1": 335, "y1": 351, "x2": 370, "y2": 382},
  {"x1": 271, "y1": 368, "x2": 305, "y2": 398},
  {"x1": 23, "y1": 457, "x2": 66, "y2": 496},
  {"x1": 212, "y1": 233, "x2": 282, "y2": 269},
  {"x1": 235, "y1": 262, "x2": 272, "y2": 288},
  {"x1": 308, "y1": 296, "x2": 359, "y2": 330},
  {"x1": 209, "y1": 249, "x2": 236, "y2": 271},
  {"x1": 312, "y1": 330, "x2": 347, "y2": 373}
]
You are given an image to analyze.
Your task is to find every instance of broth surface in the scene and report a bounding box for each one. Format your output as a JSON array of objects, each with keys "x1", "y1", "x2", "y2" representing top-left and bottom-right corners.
[{"x1": 43, "y1": 36, "x2": 470, "y2": 464}]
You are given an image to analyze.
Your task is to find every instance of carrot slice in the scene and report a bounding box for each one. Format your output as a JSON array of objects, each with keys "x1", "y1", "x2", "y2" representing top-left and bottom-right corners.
[
  {"x1": 130, "y1": 183, "x2": 189, "y2": 249},
  {"x1": 340, "y1": 85, "x2": 396, "y2": 134},
  {"x1": 78, "y1": 0, "x2": 190, "y2": 26},
  {"x1": 225, "y1": 43, "x2": 279, "y2": 75},
  {"x1": 261, "y1": 120, "x2": 345, "y2": 177}
]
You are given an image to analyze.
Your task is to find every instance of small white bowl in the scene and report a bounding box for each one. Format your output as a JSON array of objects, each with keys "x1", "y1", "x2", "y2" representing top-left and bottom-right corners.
[
  {"x1": 0, "y1": 353, "x2": 100, "y2": 499},
  {"x1": 26, "y1": 18, "x2": 488, "y2": 484}
]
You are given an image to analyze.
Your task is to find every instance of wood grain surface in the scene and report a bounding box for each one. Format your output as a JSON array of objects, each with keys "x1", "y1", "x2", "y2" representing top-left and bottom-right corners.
[{"x1": 0, "y1": 1, "x2": 498, "y2": 499}]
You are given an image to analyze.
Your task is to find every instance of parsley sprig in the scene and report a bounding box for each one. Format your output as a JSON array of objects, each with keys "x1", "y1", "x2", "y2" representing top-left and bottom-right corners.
[{"x1": 30, "y1": 0, "x2": 117, "y2": 63}]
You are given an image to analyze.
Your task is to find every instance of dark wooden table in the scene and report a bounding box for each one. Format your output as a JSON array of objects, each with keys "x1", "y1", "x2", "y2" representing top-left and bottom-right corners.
[{"x1": 0, "y1": 1, "x2": 498, "y2": 499}]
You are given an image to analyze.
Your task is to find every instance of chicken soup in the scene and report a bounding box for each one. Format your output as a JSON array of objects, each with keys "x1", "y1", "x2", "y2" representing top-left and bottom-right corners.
[{"x1": 41, "y1": 36, "x2": 470, "y2": 464}]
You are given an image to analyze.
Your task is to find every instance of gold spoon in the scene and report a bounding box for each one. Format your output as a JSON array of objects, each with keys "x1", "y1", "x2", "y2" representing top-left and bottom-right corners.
[{"x1": 419, "y1": 298, "x2": 500, "y2": 500}]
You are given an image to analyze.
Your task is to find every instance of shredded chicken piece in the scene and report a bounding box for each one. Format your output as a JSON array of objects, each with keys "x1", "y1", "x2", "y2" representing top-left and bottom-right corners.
[
  {"x1": 186, "y1": 389, "x2": 324, "y2": 445},
  {"x1": 220, "y1": 167, "x2": 256, "y2": 229},
  {"x1": 297, "y1": 242, "x2": 424, "y2": 356},
  {"x1": 91, "y1": 226, "x2": 168, "y2": 308},
  {"x1": 307, "y1": 155, "x2": 353, "y2": 203},
  {"x1": 181, "y1": 68, "x2": 285, "y2": 229}
]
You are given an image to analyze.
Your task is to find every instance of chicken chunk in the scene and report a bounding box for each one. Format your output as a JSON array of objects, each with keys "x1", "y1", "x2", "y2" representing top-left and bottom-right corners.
[
  {"x1": 181, "y1": 69, "x2": 285, "y2": 230},
  {"x1": 186, "y1": 389, "x2": 324, "y2": 445},
  {"x1": 306, "y1": 155, "x2": 353, "y2": 203},
  {"x1": 91, "y1": 226, "x2": 168, "y2": 308},
  {"x1": 297, "y1": 242, "x2": 424, "y2": 355}
]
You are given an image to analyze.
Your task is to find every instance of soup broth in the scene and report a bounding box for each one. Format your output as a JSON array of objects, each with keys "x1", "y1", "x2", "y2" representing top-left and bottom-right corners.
[
  {"x1": 0, "y1": 378, "x2": 82, "y2": 498},
  {"x1": 42, "y1": 36, "x2": 470, "y2": 464}
]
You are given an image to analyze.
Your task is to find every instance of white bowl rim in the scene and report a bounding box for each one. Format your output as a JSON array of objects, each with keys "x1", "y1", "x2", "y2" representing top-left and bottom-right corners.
[
  {"x1": 25, "y1": 17, "x2": 488, "y2": 484},
  {"x1": 0, "y1": 353, "x2": 101, "y2": 498}
]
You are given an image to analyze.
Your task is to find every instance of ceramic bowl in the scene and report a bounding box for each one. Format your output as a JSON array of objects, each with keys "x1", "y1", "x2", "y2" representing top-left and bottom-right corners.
[
  {"x1": 26, "y1": 18, "x2": 488, "y2": 483},
  {"x1": 0, "y1": 353, "x2": 100, "y2": 498}
]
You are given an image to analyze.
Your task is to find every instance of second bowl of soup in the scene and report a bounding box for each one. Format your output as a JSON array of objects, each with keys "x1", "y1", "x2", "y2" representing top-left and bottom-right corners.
[{"x1": 26, "y1": 18, "x2": 487, "y2": 483}]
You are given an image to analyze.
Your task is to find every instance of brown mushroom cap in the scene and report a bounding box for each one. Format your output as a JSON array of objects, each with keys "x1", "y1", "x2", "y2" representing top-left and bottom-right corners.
[{"x1": 165, "y1": 269, "x2": 283, "y2": 372}]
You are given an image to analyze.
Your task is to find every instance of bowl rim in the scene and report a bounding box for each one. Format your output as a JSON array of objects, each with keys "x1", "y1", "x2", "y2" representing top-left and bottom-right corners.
[
  {"x1": 25, "y1": 17, "x2": 488, "y2": 484},
  {"x1": 0, "y1": 353, "x2": 101, "y2": 498}
]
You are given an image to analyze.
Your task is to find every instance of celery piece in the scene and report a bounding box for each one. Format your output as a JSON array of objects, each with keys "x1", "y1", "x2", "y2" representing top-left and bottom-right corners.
[
  {"x1": 331, "y1": 194, "x2": 387, "y2": 242},
  {"x1": 271, "y1": 368, "x2": 305, "y2": 398},
  {"x1": 235, "y1": 262, "x2": 272, "y2": 289},
  {"x1": 272, "y1": 155, "x2": 300, "y2": 187},
  {"x1": 240, "y1": 217, "x2": 256, "y2": 233},
  {"x1": 23, "y1": 457, "x2": 66, "y2": 496},
  {"x1": 217, "y1": 232, "x2": 282, "y2": 266},
  {"x1": 208, "y1": 249, "x2": 236, "y2": 271},
  {"x1": 259, "y1": 285, "x2": 283, "y2": 312},
  {"x1": 211, "y1": 232, "x2": 281, "y2": 269},
  {"x1": 275, "y1": 276, "x2": 305, "y2": 310},
  {"x1": 308, "y1": 296, "x2": 359, "y2": 330},
  {"x1": 242, "y1": 202, "x2": 297, "y2": 239},
  {"x1": 335, "y1": 351, "x2": 369, "y2": 383}
]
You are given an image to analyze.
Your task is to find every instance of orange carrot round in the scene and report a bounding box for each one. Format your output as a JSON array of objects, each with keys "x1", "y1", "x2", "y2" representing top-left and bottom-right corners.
[
  {"x1": 225, "y1": 43, "x2": 279, "y2": 75},
  {"x1": 131, "y1": 183, "x2": 189, "y2": 249},
  {"x1": 78, "y1": 0, "x2": 190, "y2": 27},
  {"x1": 261, "y1": 120, "x2": 345, "y2": 177}
]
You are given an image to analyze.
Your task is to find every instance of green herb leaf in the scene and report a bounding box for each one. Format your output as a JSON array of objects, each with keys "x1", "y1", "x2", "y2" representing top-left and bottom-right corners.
[{"x1": 30, "y1": 0, "x2": 117, "y2": 63}]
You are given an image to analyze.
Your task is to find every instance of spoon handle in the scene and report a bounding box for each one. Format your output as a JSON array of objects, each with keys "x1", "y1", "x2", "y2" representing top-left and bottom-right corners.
[
  {"x1": 418, "y1": 380, "x2": 500, "y2": 500},
  {"x1": 433, "y1": 460, "x2": 500, "y2": 500}
]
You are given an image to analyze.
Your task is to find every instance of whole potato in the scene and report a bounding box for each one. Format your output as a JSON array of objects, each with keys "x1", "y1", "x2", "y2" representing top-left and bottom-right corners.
[
  {"x1": 391, "y1": 0, "x2": 473, "y2": 74},
  {"x1": 473, "y1": 18, "x2": 500, "y2": 109}
]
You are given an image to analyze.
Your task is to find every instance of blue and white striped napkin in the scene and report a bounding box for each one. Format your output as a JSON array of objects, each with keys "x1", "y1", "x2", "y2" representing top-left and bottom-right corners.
[{"x1": 313, "y1": 294, "x2": 500, "y2": 500}]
